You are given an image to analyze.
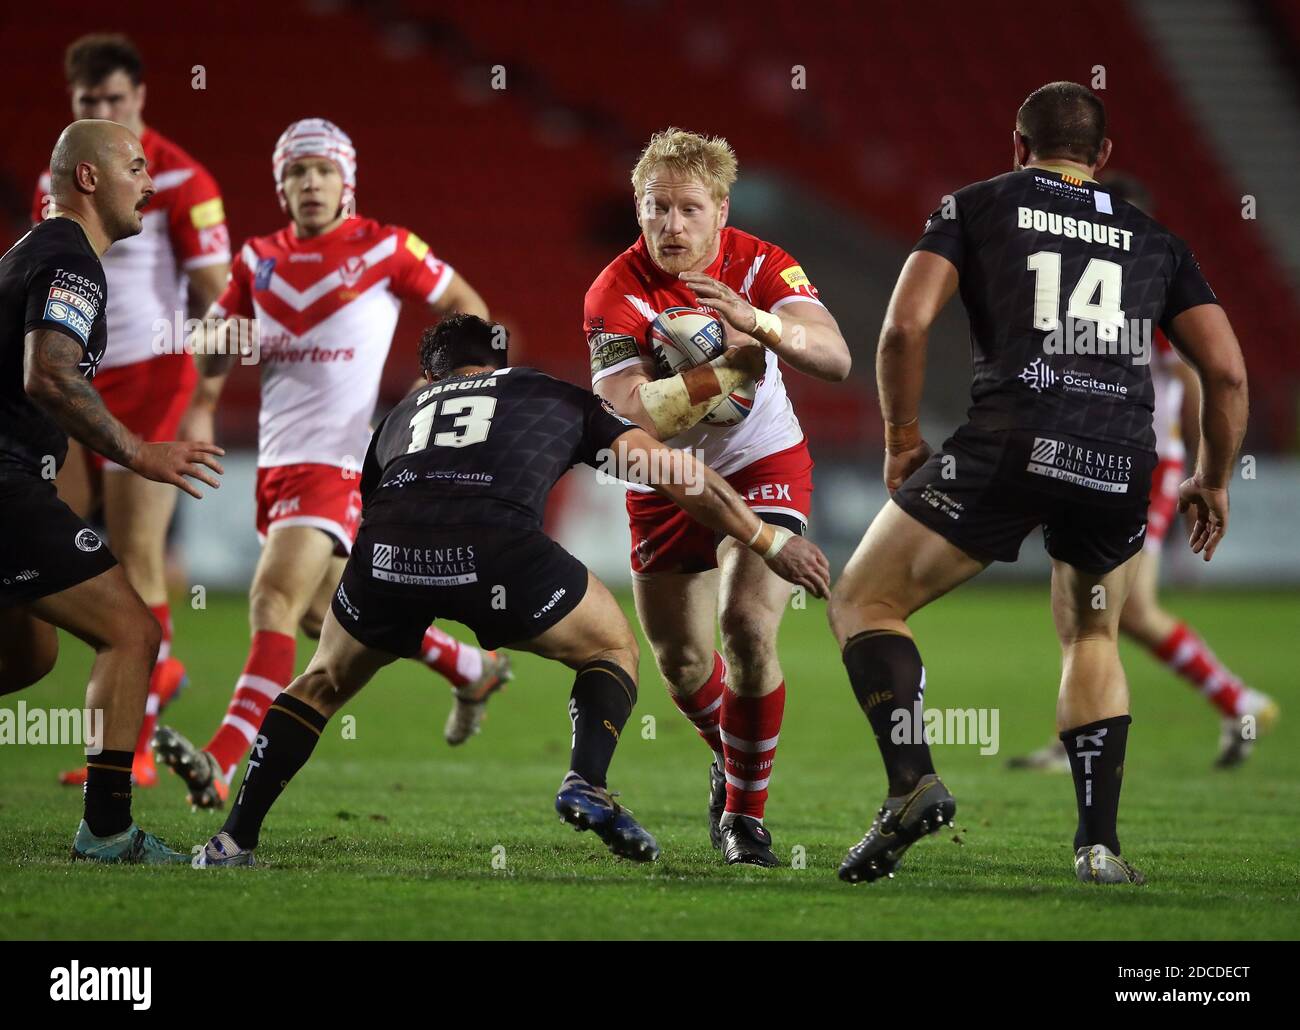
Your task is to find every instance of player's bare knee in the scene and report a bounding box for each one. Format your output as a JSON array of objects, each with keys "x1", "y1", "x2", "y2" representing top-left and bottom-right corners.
[
  {"x1": 249, "y1": 582, "x2": 301, "y2": 633},
  {"x1": 827, "y1": 574, "x2": 855, "y2": 616},
  {"x1": 98, "y1": 600, "x2": 162, "y2": 665},
  {"x1": 1059, "y1": 624, "x2": 1120, "y2": 650},
  {"x1": 585, "y1": 619, "x2": 639, "y2": 677},
  {"x1": 286, "y1": 667, "x2": 343, "y2": 716},
  {"x1": 719, "y1": 609, "x2": 778, "y2": 671},
  {"x1": 137, "y1": 608, "x2": 163, "y2": 662},
  {"x1": 617, "y1": 634, "x2": 640, "y2": 673},
  {"x1": 585, "y1": 643, "x2": 639, "y2": 683},
  {"x1": 650, "y1": 638, "x2": 712, "y2": 693},
  {"x1": 828, "y1": 583, "x2": 901, "y2": 637},
  {"x1": 826, "y1": 583, "x2": 856, "y2": 639}
]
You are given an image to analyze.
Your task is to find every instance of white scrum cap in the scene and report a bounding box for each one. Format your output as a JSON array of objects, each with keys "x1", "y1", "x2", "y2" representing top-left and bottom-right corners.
[{"x1": 272, "y1": 117, "x2": 357, "y2": 214}]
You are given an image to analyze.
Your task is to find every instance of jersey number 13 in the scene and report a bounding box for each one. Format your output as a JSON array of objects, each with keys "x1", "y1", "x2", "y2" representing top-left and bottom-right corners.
[{"x1": 406, "y1": 396, "x2": 497, "y2": 451}]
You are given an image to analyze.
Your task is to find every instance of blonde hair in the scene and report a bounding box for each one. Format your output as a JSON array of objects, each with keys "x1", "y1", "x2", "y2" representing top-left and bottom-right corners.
[{"x1": 631, "y1": 127, "x2": 738, "y2": 203}]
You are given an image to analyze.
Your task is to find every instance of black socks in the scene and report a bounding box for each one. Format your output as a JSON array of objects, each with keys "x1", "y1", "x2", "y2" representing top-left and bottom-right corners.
[
  {"x1": 84, "y1": 749, "x2": 134, "y2": 837},
  {"x1": 1060, "y1": 714, "x2": 1131, "y2": 854},
  {"x1": 223, "y1": 692, "x2": 327, "y2": 850},
  {"x1": 843, "y1": 630, "x2": 935, "y2": 797},
  {"x1": 567, "y1": 660, "x2": 636, "y2": 788}
]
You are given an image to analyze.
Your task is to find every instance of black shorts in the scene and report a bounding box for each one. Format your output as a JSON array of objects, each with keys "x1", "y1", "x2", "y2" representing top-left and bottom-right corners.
[
  {"x1": 0, "y1": 475, "x2": 117, "y2": 607},
  {"x1": 331, "y1": 521, "x2": 590, "y2": 655},
  {"x1": 893, "y1": 425, "x2": 1156, "y2": 574}
]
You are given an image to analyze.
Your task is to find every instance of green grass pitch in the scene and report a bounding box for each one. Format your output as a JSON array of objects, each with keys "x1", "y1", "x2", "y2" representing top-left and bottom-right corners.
[{"x1": 1, "y1": 586, "x2": 1296, "y2": 940}]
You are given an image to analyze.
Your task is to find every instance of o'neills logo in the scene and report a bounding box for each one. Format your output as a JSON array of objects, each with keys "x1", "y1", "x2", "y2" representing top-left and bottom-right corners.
[
  {"x1": 533, "y1": 588, "x2": 566, "y2": 619},
  {"x1": 49, "y1": 962, "x2": 151, "y2": 1010},
  {"x1": 1027, "y1": 437, "x2": 1133, "y2": 493}
]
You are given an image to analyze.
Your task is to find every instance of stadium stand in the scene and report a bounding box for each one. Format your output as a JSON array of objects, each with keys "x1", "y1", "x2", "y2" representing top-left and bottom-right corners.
[{"x1": 2, "y1": 0, "x2": 1296, "y2": 447}]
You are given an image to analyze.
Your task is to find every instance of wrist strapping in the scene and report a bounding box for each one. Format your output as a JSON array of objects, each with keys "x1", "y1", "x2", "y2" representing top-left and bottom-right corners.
[
  {"x1": 748, "y1": 522, "x2": 793, "y2": 559},
  {"x1": 750, "y1": 308, "x2": 782, "y2": 347},
  {"x1": 763, "y1": 526, "x2": 793, "y2": 559},
  {"x1": 639, "y1": 357, "x2": 753, "y2": 439}
]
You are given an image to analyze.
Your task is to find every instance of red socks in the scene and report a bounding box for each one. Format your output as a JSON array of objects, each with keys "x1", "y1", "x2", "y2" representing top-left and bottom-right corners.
[
  {"x1": 132, "y1": 603, "x2": 173, "y2": 758},
  {"x1": 1153, "y1": 622, "x2": 1244, "y2": 717},
  {"x1": 417, "y1": 626, "x2": 483, "y2": 688},
  {"x1": 205, "y1": 630, "x2": 296, "y2": 781},
  {"x1": 152, "y1": 603, "x2": 173, "y2": 663},
  {"x1": 671, "y1": 657, "x2": 787, "y2": 820},
  {"x1": 719, "y1": 682, "x2": 786, "y2": 820},
  {"x1": 667, "y1": 652, "x2": 726, "y2": 764}
]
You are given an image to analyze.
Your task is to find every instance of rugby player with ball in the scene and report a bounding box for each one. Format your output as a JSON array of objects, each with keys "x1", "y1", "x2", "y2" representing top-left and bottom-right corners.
[{"x1": 583, "y1": 128, "x2": 849, "y2": 866}]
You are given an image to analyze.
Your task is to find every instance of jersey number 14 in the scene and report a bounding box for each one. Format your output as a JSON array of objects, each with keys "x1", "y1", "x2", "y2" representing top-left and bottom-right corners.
[
  {"x1": 1027, "y1": 253, "x2": 1125, "y2": 342},
  {"x1": 406, "y1": 396, "x2": 497, "y2": 451}
]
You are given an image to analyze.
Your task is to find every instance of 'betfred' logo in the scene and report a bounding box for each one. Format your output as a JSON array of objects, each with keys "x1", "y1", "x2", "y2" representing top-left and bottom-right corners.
[{"x1": 48, "y1": 287, "x2": 95, "y2": 319}]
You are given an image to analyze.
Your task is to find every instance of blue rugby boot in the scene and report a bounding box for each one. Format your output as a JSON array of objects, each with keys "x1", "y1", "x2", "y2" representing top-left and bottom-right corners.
[{"x1": 554, "y1": 772, "x2": 660, "y2": 862}]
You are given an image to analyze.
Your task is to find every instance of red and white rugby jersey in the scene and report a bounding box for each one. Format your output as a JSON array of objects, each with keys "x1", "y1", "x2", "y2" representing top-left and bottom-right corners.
[
  {"x1": 1151, "y1": 331, "x2": 1185, "y2": 463},
  {"x1": 583, "y1": 226, "x2": 823, "y2": 480},
  {"x1": 33, "y1": 127, "x2": 230, "y2": 370},
  {"x1": 214, "y1": 215, "x2": 454, "y2": 469}
]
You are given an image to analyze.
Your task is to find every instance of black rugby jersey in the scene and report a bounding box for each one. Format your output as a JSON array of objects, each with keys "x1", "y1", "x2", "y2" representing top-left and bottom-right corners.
[
  {"x1": 0, "y1": 218, "x2": 107, "y2": 476},
  {"x1": 914, "y1": 166, "x2": 1216, "y2": 451},
  {"x1": 361, "y1": 366, "x2": 636, "y2": 529}
]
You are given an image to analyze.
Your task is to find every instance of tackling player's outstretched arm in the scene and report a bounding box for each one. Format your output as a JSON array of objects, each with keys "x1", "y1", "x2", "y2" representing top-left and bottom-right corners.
[
  {"x1": 876, "y1": 250, "x2": 959, "y2": 491},
  {"x1": 1164, "y1": 303, "x2": 1248, "y2": 561},
  {"x1": 609, "y1": 426, "x2": 831, "y2": 597},
  {"x1": 595, "y1": 344, "x2": 767, "y2": 441},
  {"x1": 24, "y1": 328, "x2": 224, "y2": 497}
]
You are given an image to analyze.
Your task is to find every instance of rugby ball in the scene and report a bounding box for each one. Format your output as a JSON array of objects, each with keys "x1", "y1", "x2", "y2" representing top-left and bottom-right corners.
[{"x1": 648, "y1": 306, "x2": 756, "y2": 428}]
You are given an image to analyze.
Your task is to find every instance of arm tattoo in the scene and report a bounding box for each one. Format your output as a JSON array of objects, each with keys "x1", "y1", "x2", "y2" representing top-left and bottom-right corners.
[{"x1": 25, "y1": 330, "x2": 140, "y2": 468}]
